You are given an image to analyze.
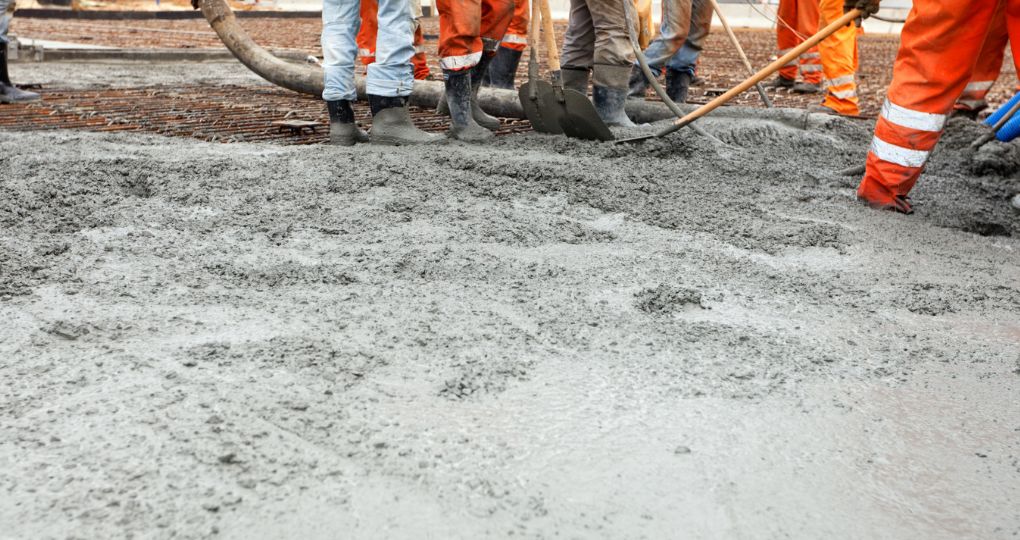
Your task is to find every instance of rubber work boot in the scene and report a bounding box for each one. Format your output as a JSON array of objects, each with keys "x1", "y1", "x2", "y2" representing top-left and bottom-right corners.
[
  {"x1": 437, "y1": 58, "x2": 500, "y2": 131},
  {"x1": 627, "y1": 65, "x2": 648, "y2": 97},
  {"x1": 444, "y1": 69, "x2": 493, "y2": 142},
  {"x1": 764, "y1": 75, "x2": 795, "y2": 89},
  {"x1": 560, "y1": 67, "x2": 590, "y2": 94},
  {"x1": 482, "y1": 46, "x2": 522, "y2": 90},
  {"x1": 665, "y1": 69, "x2": 692, "y2": 104},
  {"x1": 807, "y1": 104, "x2": 840, "y2": 116},
  {"x1": 468, "y1": 54, "x2": 501, "y2": 130},
  {"x1": 0, "y1": 45, "x2": 41, "y2": 103},
  {"x1": 326, "y1": 100, "x2": 368, "y2": 146},
  {"x1": 792, "y1": 81, "x2": 821, "y2": 94},
  {"x1": 368, "y1": 95, "x2": 444, "y2": 145},
  {"x1": 592, "y1": 85, "x2": 635, "y2": 128}
]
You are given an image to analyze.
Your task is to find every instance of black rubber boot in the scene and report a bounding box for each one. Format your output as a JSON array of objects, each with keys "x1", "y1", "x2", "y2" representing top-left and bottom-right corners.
[
  {"x1": 0, "y1": 45, "x2": 41, "y2": 104},
  {"x1": 592, "y1": 85, "x2": 635, "y2": 128},
  {"x1": 792, "y1": 81, "x2": 821, "y2": 94},
  {"x1": 444, "y1": 69, "x2": 493, "y2": 142},
  {"x1": 437, "y1": 57, "x2": 500, "y2": 131},
  {"x1": 469, "y1": 54, "x2": 501, "y2": 131},
  {"x1": 482, "y1": 46, "x2": 522, "y2": 90},
  {"x1": 665, "y1": 69, "x2": 692, "y2": 104},
  {"x1": 561, "y1": 67, "x2": 590, "y2": 94},
  {"x1": 627, "y1": 65, "x2": 649, "y2": 97},
  {"x1": 764, "y1": 75, "x2": 795, "y2": 89},
  {"x1": 326, "y1": 100, "x2": 368, "y2": 146},
  {"x1": 368, "y1": 95, "x2": 444, "y2": 145}
]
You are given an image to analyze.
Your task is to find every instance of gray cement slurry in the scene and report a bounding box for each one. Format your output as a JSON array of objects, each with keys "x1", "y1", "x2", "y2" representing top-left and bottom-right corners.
[{"x1": 1, "y1": 112, "x2": 1018, "y2": 539}]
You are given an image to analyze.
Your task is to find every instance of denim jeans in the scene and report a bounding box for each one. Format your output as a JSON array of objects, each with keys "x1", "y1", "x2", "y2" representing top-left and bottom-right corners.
[
  {"x1": 640, "y1": 0, "x2": 712, "y2": 76},
  {"x1": 0, "y1": 0, "x2": 14, "y2": 45},
  {"x1": 321, "y1": 0, "x2": 415, "y2": 100}
]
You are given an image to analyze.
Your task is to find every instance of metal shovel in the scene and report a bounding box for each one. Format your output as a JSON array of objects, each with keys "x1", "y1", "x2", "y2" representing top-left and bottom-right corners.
[
  {"x1": 519, "y1": 0, "x2": 612, "y2": 141},
  {"x1": 518, "y1": 0, "x2": 560, "y2": 133}
]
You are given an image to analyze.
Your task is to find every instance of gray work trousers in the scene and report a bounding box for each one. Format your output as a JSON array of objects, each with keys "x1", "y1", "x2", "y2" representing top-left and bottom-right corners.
[
  {"x1": 560, "y1": 0, "x2": 635, "y2": 89},
  {"x1": 0, "y1": 0, "x2": 13, "y2": 44},
  {"x1": 642, "y1": 0, "x2": 713, "y2": 74}
]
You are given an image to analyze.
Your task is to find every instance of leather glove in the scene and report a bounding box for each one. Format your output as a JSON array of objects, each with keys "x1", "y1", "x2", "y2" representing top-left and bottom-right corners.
[{"x1": 844, "y1": 0, "x2": 880, "y2": 26}]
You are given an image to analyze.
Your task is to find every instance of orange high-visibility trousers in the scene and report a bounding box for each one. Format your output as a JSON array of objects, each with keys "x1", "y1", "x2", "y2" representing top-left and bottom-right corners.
[
  {"x1": 499, "y1": 0, "x2": 529, "y2": 52},
  {"x1": 955, "y1": 2, "x2": 1009, "y2": 112},
  {"x1": 436, "y1": 0, "x2": 515, "y2": 71},
  {"x1": 858, "y1": 0, "x2": 1020, "y2": 211},
  {"x1": 817, "y1": 0, "x2": 859, "y2": 115},
  {"x1": 357, "y1": 0, "x2": 430, "y2": 80},
  {"x1": 776, "y1": 0, "x2": 822, "y2": 84}
]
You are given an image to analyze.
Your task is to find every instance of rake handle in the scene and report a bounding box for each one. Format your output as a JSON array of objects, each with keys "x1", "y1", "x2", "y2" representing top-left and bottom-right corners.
[
  {"x1": 707, "y1": 0, "x2": 772, "y2": 108},
  {"x1": 656, "y1": 8, "x2": 861, "y2": 137}
]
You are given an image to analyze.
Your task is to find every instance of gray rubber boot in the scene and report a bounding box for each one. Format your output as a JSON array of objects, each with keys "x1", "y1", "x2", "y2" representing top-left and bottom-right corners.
[
  {"x1": 560, "y1": 67, "x2": 590, "y2": 94},
  {"x1": 665, "y1": 69, "x2": 692, "y2": 104},
  {"x1": 326, "y1": 100, "x2": 368, "y2": 146},
  {"x1": 436, "y1": 56, "x2": 500, "y2": 131},
  {"x1": 444, "y1": 69, "x2": 493, "y2": 142},
  {"x1": 368, "y1": 95, "x2": 444, "y2": 145},
  {"x1": 482, "y1": 46, "x2": 522, "y2": 90},
  {"x1": 0, "y1": 46, "x2": 40, "y2": 104},
  {"x1": 592, "y1": 85, "x2": 635, "y2": 128}
]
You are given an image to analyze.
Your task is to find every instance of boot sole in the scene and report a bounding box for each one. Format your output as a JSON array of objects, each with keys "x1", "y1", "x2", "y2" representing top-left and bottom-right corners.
[{"x1": 371, "y1": 134, "x2": 444, "y2": 146}]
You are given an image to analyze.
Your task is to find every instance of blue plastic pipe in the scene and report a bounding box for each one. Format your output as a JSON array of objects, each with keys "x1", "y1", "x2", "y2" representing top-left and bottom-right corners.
[
  {"x1": 995, "y1": 109, "x2": 1020, "y2": 142},
  {"x1": 985, "y1": 91, "x2": 1020, "y2": 127}
]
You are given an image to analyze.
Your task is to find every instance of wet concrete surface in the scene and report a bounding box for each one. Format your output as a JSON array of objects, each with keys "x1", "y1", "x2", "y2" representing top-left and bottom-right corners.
[{"x1": 1, "y1": 64, "x2": 1020, "y2": 539}]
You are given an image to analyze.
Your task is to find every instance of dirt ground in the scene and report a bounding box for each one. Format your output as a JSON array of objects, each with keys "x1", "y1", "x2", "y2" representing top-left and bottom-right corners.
[{"x1": 2, "y1": 61, "x2": 1020, "y2": 539}]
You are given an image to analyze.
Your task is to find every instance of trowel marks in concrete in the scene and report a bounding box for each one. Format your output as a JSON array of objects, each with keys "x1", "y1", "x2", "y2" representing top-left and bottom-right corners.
[{"x1": 0, "y1": 113, "x2": 1018, "y2": 539}]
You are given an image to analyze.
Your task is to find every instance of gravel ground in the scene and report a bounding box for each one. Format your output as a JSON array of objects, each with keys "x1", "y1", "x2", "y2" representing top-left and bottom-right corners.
[{"x1": 2, "y1": 54, "x2": 1020, "y2": 538}]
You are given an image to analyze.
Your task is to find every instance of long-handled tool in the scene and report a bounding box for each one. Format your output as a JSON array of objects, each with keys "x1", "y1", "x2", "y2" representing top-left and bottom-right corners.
[
  {"x1": 518, "y1": 0, "x2": 613, "y2": 140},
  {"x1": 707, "y1": 0, "x2": 772, "y2": 108},
  {"x1": 618, "y1": 8, "x2": 862, "y2": 144},
  {"x1": 622, "y1": 0, "x2": 723, "y2": 144},
  {"x1": 518, "y1": 0, "x2": 559, "y2": 133}
]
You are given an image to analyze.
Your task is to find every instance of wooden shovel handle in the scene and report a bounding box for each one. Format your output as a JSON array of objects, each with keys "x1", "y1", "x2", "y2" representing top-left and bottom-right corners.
[
  {"x1": 661, "y1": 9, "x2": 861, "y2": 135},
  {"x1": 527, "y1": 0, "x2": 539, "y2": 52},
  {"x1": 538, "y1": 0, "x2": 560, "y2": 72}
]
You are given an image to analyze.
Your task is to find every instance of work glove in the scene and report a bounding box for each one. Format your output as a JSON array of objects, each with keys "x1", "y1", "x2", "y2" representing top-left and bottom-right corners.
[{"x1": 843, "y1": 0, "x2": 880, "y2": 26}]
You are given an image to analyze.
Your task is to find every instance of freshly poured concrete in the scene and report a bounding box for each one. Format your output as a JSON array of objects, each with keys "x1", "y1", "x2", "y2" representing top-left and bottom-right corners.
[{"x1": 1, "y1": 67, "x2": 1019, "y2": 538}]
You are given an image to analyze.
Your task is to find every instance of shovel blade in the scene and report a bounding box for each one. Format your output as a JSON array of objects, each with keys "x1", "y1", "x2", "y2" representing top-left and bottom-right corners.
[
  {"x1": 533, "y1": 81, "x2": 566, "y2": 135},
  {"x1": 518, "y1": 81, "x2": 557, "y2": 134},
  {"x1": 559, "y1": 88, "x2": 615, "y2": 141}
]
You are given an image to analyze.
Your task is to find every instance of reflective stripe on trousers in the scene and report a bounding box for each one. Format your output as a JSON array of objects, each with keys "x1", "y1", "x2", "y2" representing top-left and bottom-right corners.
[{"x1": 858, "y1": 0, "x2": 1007, "y2": 208}]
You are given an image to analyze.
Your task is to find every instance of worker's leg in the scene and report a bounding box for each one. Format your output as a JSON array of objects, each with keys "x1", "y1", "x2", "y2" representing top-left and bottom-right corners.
[
  {"x1": 817, "y1": 0, "x2": 859, "y2": 115},
  {"x1": 356, "y1": 0, "x2": 378, "y2": 65},
  {"x1": 561, "y1": 0, "x2": 596, "y2": 93},
  {"x1": 660, "y1": 0, "x2": 711, "y2": 102},
  {"x1": 367, "y1": 0, "x2": 415, "y2": 97},
  {"x1": 774, "y1": 0, "x2": 800, "y2": 83},
  {"x1": 466, "y1": 0, "x2": 514, "y2": 125},
  {"x1": 858, "y1": 0, "x2": 999, "y2": 212},
  {"x1": 955, "y1": 1, "x2": 1008, "y2": 114},
  {"x1": 642, "y1": 0, "x2": 693, "y2": 68},
  {"x1": 666, "y1": 0, "x2": 712, "y2": 75},
  {"x1": 630, "y1": 0, "x2": 694, "y2": 96},
  {"x1": 588, "y1": 0, "x2": 636, "y2": 126},
  {"x1": 321, "y1": 0, "x2": 361, "y2": 102},
  {"x1": 412, "y1": 22, "x2": 430, "y2": 80},
  {"x1": 795, "y1": 0, "x2": 822, "y2": 85},
  {"x1": 437, "y1": 0, "x2": 483, "y2": 71},
  {"x1": 0, "y1": 0, "x2": 37, "y2": 103},
  {"x1": 321, "y1": 0, "x2": 367, "y2": 144},
  {"x1": 484, "y1": 0, "x2": 526, "y2": 88}
]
